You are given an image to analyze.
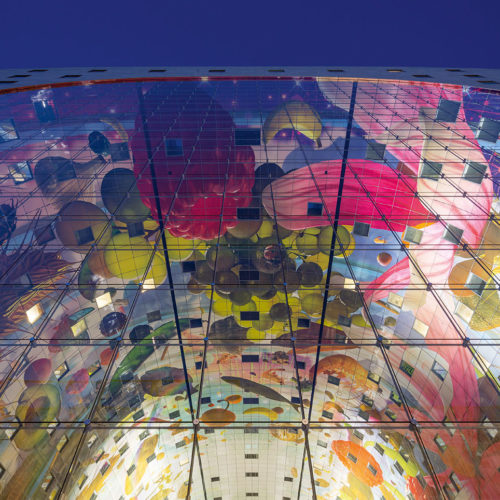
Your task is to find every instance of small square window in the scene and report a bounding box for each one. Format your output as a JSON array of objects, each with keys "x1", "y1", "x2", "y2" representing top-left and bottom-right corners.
[
  {"x1": 420, "y1": 160, "x2": 442, "y2": 180},
  {"x1": 241, "y1": 311, "x2": 259, "y2": 321},
  {"x1": 387, "y1": 292, "x2": 403, "y2": 308},
  {"x1": 190, "y1": 318, "x2": 203, "y2": 328},
  {"x1": 390, "y1": 390, "x2": 402, "y2": 406},
  {"x1": 442, "y1": 224, "x2": 463, "y2": 244},
  {"x1": 235, "y1": 128, "x2": 261, "y2": 146},
  {"x1": 307, "y1": 202, "x2": 323, "y2": 216},
  {"x1": 243, "y1": 397, "x2": 259, "y2": 404},
  {"x1": 465, "y1": 273, "x2": 486, "y2": 296},
  {"x1": 404, "y1": 226, "x2": 423, "y2": 245},
  {"x1": 75, "y1": 226, "x2": 94, "y2": 245},
  {"x1": 365, "y1": 142, "x2": 386, "y2": 162},
  {"x1": 353, "y1": 221, "x2": 370, "y2": 237},
  {"x1": 55, "y1": 161, "x2": 76, "y2": 182},
  {"x1": 455, "y1": 302, "x2": 474, "y2": 323},
  {"x1": 109, "y1": 142, "x2": 130, "y2": 162},
  {"x1": 412, "y1": 318, "x2": 429, "y2": 337},
  {"x1": 242, "y1": 354, "x2": 259, "y2": 362},
  {"x1": 33, "y1": 100, "x2": 56, "y2": 123},
  {"x1": 295, "y1": 361, "x2": 306, "y2": 370},
  {"x1": 297, "y1": 317, "x2": 310, "y2": 328},
  {"x1": 201, "y1": 396, "x2": 211, "y2": 404},
  {"x1": 431, "y1": 360, "x2": 447, "y2": 381},
  {"x1": 147, "y1": 310, "x2": 162, "y2": 323},
  {"x1": 95, "y1": 292, "x2": 112, "y2": 309},
  {"x1": 71, "y1": 318, "x2": 87, "y2": 337},
  {"x1": 237, "y1": 207, "x2": 261, "y2": 220},
  {"x1": 362, "y1": 394, "x2": 374, "y2": 407},
  {"x1": 338, "y1": 315, "x2": 351, "y2": 327},
  {"x1": 182, "y1": 261, "x2": 196, "y2": 273},
  {"x1": 9, "y1": 161, "x2": 33, "y2": 184},
  {"x1": 211, "y1": 476, "x2": 220, "y2": 482},
  {"x1": 133, "y1": 409, "x2": 145, "y2": 421},
  {"x1": 165, "y1": 138, "x2": 183, "y2": 156},
  {"x1": 434, "y1": 434, "x2": 447, "y2": 452},
  {"x1": 195, "y1": 361, "x2": 207, "y2": 369},
  {"x1": 0, "y1": 119, "x2": 19, "y2": 142},
  {"x1": 328, "y1": 375, "x2": 340, "y2": 385},
  {"x1": 240, "y1": 269, "x2": 259, "y2": 281},
  {"x1": 35, "y1": 223, "x2": 56, "y2": 244},
  {"x1": 347, "y1": 453, "x2": 358, "y2": 463},
  {"x1": 246, "y1": 472, "x2": 259, "y2": 478},
  {"x1": 283, "y1": 476, "x2": 293, "y2": 482},
  {"x1": 462, "y1": 161, "x2": 487, "y2": 184},
  {"x1": 169, "y1": 410, "x2": 180, "y2": 419},
  {"x1": 322, "y1": 410, "x2": 333, "y2": 419},
  {"x1": 449, "y1": 472, "x2": 463, "y2": 492},
  {"x1": 291, "y1": 397, "x2": 301, "y2": 405},
  {"x1": 26, "y1": 303, "x2": 43, "y2": 324},
  {"x1": 352, "y1": 429, "x2": 364, "y2": 441},
  {"x1": 175, "y1": 440, "x2": 186, "y2": 449},
  {"x1": 435, "y1": 98, "x2": 461, "y2": 123},
  {"x1": 359, "y1": 409, "x2": 369, "y2": 421},
  {"x1": 394, "y1": 461, "x2": 404, "y2": 475},
  {"x1": 41, "y1": 473, "x2": 54, "y2": 491},
  {"x1": 317, "y1": 440, "x2": 328, "y2": 448},
  {"x1": 399, "y1": 360, "x2": 415, "y2": 377},
  {"x1": 127, "y1": 221, "x2": 144, "y2": 237},
  {"x1": 475, "y1": 117, "x2": 500, "y2": 143},
  {"x1": 367, "y1": 372, "x2": 381, "y2": 384}
]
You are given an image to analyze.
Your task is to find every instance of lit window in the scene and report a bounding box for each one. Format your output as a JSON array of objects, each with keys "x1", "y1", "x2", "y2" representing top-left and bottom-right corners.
[
  {"x1": 54, "y1": 362, "x2": 69, "y2": 380},
  {"x1": 412, "y1": 318, "x2": 429, "y2": 337},
  {"x1": 387, "y1": 292, "x2": 403, "y2": 308},
  {"x1": 26, "y1": 303, "x2": 43, "y2": 324},
  {"x1": 455, "y1": 302, "x2": 474, "y2": 323},
  {"x1": 96, "y1": 292, "x2": 112, "y2": 309},
  {"x1": 433, "y1": 434, "x2": 447, "y2": 452},
  {"x1": 71, "y1": 318, "x2": 87, "y2": 337},
  {"x1": 142, "y1": 278, "x2": 156, "y2": 291},
  {"x1": 9, "y1": 161, "x2": 33, "y2": 184},
  {"x1": 399, "y1": 360, "x2": 415, "y2": 377},
  {"x1": 0, "y1": 119, "x2": 19, "y2": 142}
]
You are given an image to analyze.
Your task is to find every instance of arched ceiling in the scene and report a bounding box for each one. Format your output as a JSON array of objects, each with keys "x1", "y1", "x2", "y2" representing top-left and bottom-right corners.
[{"x1": 0, "y1": 75, "x2": 499, "y2": 499}]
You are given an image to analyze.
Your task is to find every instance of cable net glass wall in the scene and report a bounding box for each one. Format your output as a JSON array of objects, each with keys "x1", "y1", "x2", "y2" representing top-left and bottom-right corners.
[{"x1": 0, "y1": 76, "x2": 498, "y2": 499}]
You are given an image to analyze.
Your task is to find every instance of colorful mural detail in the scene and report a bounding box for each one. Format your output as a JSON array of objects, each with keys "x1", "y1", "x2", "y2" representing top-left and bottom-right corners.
[{"x1": 0, "y1": 77, "x2": 498, "y2": 499}]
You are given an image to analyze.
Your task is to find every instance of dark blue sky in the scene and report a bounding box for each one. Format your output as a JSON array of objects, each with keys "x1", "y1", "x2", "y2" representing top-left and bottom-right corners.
[{"x1": 1, "y1": 0, "x2": 499, "y2": 69}]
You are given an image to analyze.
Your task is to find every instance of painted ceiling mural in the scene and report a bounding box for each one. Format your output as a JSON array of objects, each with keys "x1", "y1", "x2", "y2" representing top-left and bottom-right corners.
[{"x1": 0, "y1": 76, "x2": 498, "y2": 500}]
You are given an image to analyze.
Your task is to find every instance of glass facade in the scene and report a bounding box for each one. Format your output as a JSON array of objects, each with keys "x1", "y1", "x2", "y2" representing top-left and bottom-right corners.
[{"x1": 0, "y1": 74, "x2": 499, "y2": 499}]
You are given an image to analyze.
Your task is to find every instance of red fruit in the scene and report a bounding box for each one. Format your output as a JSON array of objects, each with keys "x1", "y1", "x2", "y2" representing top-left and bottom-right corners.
[
  {"x1": 131, "y1": 85, "x2": 255, "y2": 240},
  {"x1": 24, "y1": 358, "x2": 52, "y2": 386},
  {"x1": 65, "y1": 369, "x2": 90, "y2": 395},
  {"x1": 99, "y1": 347, "x2": 114, "y2": 366}
]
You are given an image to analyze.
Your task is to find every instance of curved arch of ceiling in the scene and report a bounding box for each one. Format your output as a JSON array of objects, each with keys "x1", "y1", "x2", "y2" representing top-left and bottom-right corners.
[{"x1": 0, "y1": 77, "x2": 498, "y2": 499}]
